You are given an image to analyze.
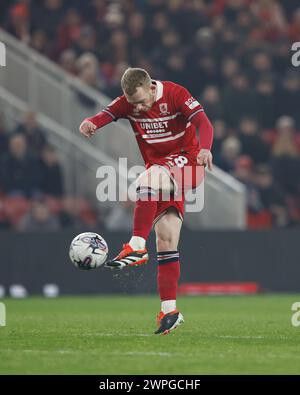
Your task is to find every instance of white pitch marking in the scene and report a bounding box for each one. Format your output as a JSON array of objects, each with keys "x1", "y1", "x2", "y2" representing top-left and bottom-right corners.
[
  {"x1": 219, "y1": 335, "x2": 265, "y2": 340},
  {"x1": 122, "y1": 351, "x2": 173, "y2": 357}
]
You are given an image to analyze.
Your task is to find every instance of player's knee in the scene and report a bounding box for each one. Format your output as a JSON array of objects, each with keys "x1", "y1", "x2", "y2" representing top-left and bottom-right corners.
[
  {"x1": 136, "y1": 167, "x2": 167, "y2": 191},
  {"x1": 136, "y1": 174, "x2": 152, "y2": 190},
  {"x1": 135, "y1": 185, "x2": 157, "y2": 201}
]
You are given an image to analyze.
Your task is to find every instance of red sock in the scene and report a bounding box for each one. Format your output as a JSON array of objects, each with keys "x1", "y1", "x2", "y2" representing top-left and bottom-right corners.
[
  {"x1": 133, "y1": 186, "x2": 158, "y2": 240},
  {"x1": 157, "y1": 251, "x2": 180, "y2": 301}
]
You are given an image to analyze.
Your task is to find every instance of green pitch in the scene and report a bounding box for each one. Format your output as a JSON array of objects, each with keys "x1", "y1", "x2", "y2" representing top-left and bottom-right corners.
[{"x1": 0, "y1": 295, "x2": 300, "y2": 374}]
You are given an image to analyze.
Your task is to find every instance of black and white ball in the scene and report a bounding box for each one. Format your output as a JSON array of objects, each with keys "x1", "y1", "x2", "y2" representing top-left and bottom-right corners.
[{"x1": 69, "y1": 232, "x2": 108, "y2": 270}]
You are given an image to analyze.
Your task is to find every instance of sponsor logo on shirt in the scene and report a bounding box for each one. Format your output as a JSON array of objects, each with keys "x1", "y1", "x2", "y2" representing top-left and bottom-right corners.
[
  {"x1": 140, "y1": 121, "x2": 168, "y2": 136},
  {"x1": 185, "y1": 97, "x2": 200, "y2": 110}
]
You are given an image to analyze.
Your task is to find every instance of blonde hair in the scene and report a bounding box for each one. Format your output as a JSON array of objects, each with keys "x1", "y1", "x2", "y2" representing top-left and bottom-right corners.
[{"x1": 121, "y1": 68, "x2": 151, "y2": 95}]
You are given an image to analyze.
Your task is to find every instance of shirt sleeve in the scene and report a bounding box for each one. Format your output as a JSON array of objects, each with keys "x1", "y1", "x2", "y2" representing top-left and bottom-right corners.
[
  {"x1": 87, "y1": 111, "x2": 114, "y2": 129},
  {"x1": 173, "y1": 84, "x2": 204, "y2": 121},
  {"x1": 102, "y1": 95, "x2": 128, "y2": 121},
  {"x1": 190, "y1": 111, "x2": 214, "y2": 150}
]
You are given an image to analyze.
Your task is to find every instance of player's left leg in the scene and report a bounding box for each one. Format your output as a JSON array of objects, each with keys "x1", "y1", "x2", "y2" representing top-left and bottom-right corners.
[
  {"x1": 154, "y1": 207, "x2": 184, "y2": 335},
  {"x1": 105, "y1": 165, "x2": 173, "y2": 269}
]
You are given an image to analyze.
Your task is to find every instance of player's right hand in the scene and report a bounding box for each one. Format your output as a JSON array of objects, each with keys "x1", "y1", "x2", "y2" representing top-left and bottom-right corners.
[{"x1": 79, "y1": 119, "x2": 97, "y2": 138}]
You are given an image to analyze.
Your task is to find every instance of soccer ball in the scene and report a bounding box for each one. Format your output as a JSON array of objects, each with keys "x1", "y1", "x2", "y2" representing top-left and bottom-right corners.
[{"x1": 69, "y1": 232, "x2": 108, "y2": 270}]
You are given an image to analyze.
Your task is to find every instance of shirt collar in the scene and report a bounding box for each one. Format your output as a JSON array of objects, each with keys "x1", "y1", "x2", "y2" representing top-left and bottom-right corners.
[{"x1": 153, "y1": 80, "x2": 163, "y2": 101}]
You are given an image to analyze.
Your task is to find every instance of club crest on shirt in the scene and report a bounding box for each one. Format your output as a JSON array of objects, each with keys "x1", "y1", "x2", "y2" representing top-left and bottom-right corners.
[{"x1": 159, "y1": 103, "x2": 169, "y2": 115}]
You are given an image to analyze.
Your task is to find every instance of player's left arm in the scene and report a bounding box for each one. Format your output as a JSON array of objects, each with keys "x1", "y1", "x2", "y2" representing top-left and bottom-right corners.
[
  {"x1": 190, "y1": 111, "x2": 214, "y2": 170},
  {"x1": 174, "y1": 84, "x2": 214, "y2": 170}
]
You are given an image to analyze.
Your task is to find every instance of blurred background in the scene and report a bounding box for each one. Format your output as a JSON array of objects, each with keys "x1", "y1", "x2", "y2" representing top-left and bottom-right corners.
[{"x1": 0, "y1": 0, "x2": 299, "y2": 296}]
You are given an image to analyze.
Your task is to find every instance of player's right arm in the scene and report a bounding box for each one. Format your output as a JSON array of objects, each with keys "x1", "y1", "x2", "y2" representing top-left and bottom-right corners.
[
  {"x1": 79, "y1": 112, "x2": 112, "y2": 138},
  {"x1": 79, "y1": 96, "x2": 128, "y2": 138}
]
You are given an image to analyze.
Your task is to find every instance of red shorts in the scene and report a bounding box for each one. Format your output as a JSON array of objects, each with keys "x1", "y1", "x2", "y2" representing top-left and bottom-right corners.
[{"x1": 146, "y1": 150, "x2": 205, "y2": 223}]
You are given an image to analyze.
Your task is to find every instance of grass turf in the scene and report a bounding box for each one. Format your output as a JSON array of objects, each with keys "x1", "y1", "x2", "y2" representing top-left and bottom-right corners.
[{"x1": 0, "y1": 295, "x2": 300, "y2": 374}]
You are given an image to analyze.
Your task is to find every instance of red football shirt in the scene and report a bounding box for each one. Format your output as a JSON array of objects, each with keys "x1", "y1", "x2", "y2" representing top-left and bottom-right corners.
[{"x1": 103, "y1": 80, "x2": 204, "y2": 165}]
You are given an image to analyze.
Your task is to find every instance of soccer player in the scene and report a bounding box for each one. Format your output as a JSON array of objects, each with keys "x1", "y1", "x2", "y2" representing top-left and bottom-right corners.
[{"x1": 79, "y1": 68, "x2": 213, "y2": 335}]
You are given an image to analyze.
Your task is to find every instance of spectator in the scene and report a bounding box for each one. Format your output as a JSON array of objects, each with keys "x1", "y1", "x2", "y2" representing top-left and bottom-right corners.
[
  {"x1": 215, "y1": 26, "x2": 239, "y2": 57},
  {"x1": 57, "y1": 8, "x2": 82, "y2": 53},
  {"x1": 38, "y1": 145, "x2": 64, "y2": 197},
  {"x1": 75, "y1": 53, "x2": 103, "y2": 107},
  {"x1": 59, "y1": 197, "x2": 84, "y2": 229},
  {"x1": 233, "y1": 155, "x2": 264, "y2": 215},
  {"x1": 0, "y1": 133, "x2": 40, "y2": 197},
  {"x1": 6, "y1": 2, "x2": 30, "y2": 43},
  {"x1": 253, "y1": 165, "x2": 289, "y2": 227},
  {"x1": 190, "y1": 55, "x2": 219, "y2": 93},
  {"x1": 72, "y1": 25, "x2": 97, "y2": 57},
  {"x1": 200, "y1": 86, "x2": 224, "y2": 121},
  {"x1": 59, "y1": 49, "x2": 78, "y2": 75},
  {"x1": 254, "y1": 76, "x2": 277, "y2": 129},
  {"x1": 223, "y1": 73, "x2": 257, "y2": 127},
  {"x1": 193, "y1": 27, "x2": 215, "y2": 56},
  {"x1": 109, "y1": 29, "x2": 129, "y2": 64},
  {"x1": 165, "y1": 53, "x2": 188, "y2": 87},
  {"x1": 220, "y1": 58, "x2": 241, "y2": 87},
  {"x1": 271, "y1": 116, "x2": 300, "y2": 197},
  {"x1": 251, "y1": 0, "x2": 287, "y2": 42},
  {"x1": 147, "y1": 12, "x2": 170, "y2": 52},
  {"x1": 15, "y1": 111, "x2": 47, "y2": 157},
  {"x1": 104, "y1": 61, "x2": 130, "y2": 98},
  {"x1": 152, "y1": 29, "x2": 182, "y2": 72},
  {"x1": 273, "y1": 39, "x2": 291, "y2": 74},
  {"x1": 238, "y1": 117, "x2": 270, "y2": 164},
  {"x1": 19, "y1": 200, "x2": 60, "y2": 231},
  {"x1": 211, "y1": 120, "x2": 227, "y2": 165},
  {"x1": 31, "y1": 0, "x2": 65, "y2": 39},
  {"x1": 127, "y1": 12, "x2": 147, "y2": 57},
  {"x1": 233, "y1": 155, "x2": 254, "y2": 186},
  {"x1": 288, "y1": 7, "x2": 300, "y2": 41},
  {"x1": 223, "y1": 0, "x2": 248, "y2": 23},
  {"x1": 277, "y1": 70, "x2": 300, "y2": 128},
  {"x1": 30, "y1": 30, "x2": 50, "y2": 57},
  {"x1": 215, "y1": 136, "x2": 242, "y2": 173},
  {"x1": 235, "y1": 8, "x2": 256, "y2": 38},
  {"x1": 249, "y1": 51, "x2": 275, "y2": 83}
]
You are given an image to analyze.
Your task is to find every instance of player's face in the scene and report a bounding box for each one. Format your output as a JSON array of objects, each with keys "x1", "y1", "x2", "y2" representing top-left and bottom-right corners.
[{"x1": 125, "y1": 84, "x2": 156, "y2": 112}]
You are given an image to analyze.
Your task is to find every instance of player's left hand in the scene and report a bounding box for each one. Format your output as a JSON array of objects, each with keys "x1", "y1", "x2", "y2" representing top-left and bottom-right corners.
[{"x1": 197, "y1": 149, "x2": 213, "y2": 170}]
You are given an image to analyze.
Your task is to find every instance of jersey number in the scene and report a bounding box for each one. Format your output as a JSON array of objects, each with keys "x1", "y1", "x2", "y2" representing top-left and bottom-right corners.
[{"x1": 174, "y1": 156, "x2": 188, "y2": 168}]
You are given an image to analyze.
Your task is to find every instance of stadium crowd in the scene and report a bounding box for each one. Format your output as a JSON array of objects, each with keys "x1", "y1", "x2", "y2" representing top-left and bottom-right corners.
[
  {"x1": 0, "y1": 0, "x2": 300, "y2": 229},
  {"x1": 0, "y1": 111, "x2": 99, "y2": 231}
]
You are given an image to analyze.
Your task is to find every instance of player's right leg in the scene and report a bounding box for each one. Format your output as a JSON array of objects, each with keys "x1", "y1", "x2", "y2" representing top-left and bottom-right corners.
[
  {"x1": 105, "y1": 165, "x2": 174, "y2": 269},
  {"x1": 154, "y1": 207, "x2": 184, "y2": 334}
]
